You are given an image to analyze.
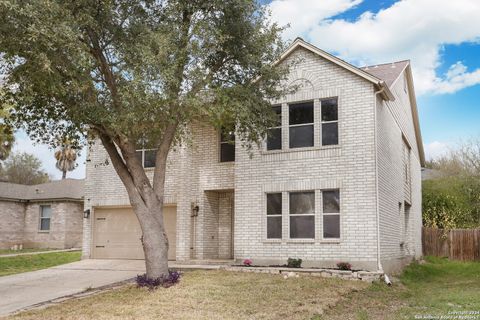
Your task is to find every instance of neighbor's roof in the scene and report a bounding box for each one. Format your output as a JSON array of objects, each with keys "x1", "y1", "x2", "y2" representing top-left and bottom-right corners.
[
  {"x1": 361, "y1": 60, "x2": 410, "y2": 88},
  {"x1": 0, "y1": 179, "x2": 84, "y2": 201}
]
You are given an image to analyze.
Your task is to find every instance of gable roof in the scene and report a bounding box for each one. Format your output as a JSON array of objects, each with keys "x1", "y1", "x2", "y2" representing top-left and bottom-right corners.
[
  {"x1": 361, "y1": 60, "x2": 410, "y2": 88},
  {"x1": 278, "y1": 38, "x2": 425, "y2": 166},
  {"x1": 363, "y1": 61, "x2": 425, "y2": 166},
  {"x1": 0, "y1": 179, "x2": 84, "y2": 202},
  {"x1": 276, "y1": 38, "x2": 395, "y2": 101}
]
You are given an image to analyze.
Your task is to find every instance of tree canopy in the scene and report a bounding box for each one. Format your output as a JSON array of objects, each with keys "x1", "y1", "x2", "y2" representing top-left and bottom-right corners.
[
  {"x1": 0, "y1": 151, "x2": 50, "y2": 185},
  {"x1": 0, "y1": 0, "x2": 288, "y2": 148},
  {"x1": 0, "y1": 0, "x2": 291, "y2": 278},
  {"x1": 423, "y1": 138, "x2": 480, "y2": 229}
]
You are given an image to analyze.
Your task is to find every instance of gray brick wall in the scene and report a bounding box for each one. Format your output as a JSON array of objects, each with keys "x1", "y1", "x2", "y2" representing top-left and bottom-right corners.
[
  {"x1": 0, "y1": 200, "x2": 83, "y2": 249},
  {"x1": 23, "y1": 201, "x2": 83, "y2": 249},
  {"x1": 0, "y1": 201, "x2": 25, "y2": 249},
  {"x1": 377, "y1": 71, "x2": 423, "y2": 273}
]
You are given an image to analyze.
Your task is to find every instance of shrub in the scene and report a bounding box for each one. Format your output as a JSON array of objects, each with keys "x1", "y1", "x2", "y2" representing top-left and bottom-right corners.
[
  {"x1": 337, "y1": 262, "x2": 352, "y2": 271},
  {"x1": 136, "y1": 270, "x2": 181, "y2": 289},
  {"x1": 287, "y1": 258, "x2": 302, "y2": 268},
  {"x1": 243, "y1": 259, "x2": 253, "y2": 266}
]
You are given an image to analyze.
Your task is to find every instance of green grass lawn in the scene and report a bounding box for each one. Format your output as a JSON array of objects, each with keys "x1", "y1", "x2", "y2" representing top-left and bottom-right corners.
[
  {"x1": 319, "y1": 256, "x2": 480, "y2": 319},
  {"x1": 6, "y1": 256, "x2": 480, "y2": 320},
  {"x1": 0, "y1": 251, "x2": 81, "y2": 276},
  {"x1": 0, "y1": 248, "x2": 59, "y2": 255}
]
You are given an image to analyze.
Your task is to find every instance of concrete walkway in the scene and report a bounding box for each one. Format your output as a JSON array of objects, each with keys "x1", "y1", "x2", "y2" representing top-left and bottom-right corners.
[
  {"x1": 0, "y1": 259, "x2": 230, "y2": 317},
  {"x1": 0, "y1": 259, "x2": 145, "y2": 316}
]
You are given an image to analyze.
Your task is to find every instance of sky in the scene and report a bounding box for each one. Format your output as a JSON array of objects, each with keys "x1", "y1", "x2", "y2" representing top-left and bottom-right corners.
[{"x1": 12, "y1": 0, "x2": 480, "y2": 179}]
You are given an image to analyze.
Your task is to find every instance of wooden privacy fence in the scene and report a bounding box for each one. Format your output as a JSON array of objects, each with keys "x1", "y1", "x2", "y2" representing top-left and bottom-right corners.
[{"x1": 422, "y1": 227, "x2": 480, "y2": 261}]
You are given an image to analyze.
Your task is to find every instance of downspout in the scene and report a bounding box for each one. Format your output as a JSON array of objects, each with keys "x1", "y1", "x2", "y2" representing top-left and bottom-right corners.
[{"x1": 374, "y1": 86, "x2": 385, "y2": 273}]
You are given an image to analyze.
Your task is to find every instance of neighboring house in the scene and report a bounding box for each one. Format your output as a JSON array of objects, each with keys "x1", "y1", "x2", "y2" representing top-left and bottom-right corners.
[
  {"x1": 0, "y1": 179, "x2": 84, "y2": 249},
  {"x1": 82, "y1": 38, "x2": 425, "y2": 273}
]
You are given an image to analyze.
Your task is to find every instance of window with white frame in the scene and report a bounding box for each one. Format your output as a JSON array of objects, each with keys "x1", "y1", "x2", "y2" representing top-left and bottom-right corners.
[
  {"x1": 39, "y1": 205, "x2": 51, "y2": 231},
  {"x1": 321, "y1": 98, "x2": 339, "y2": 146},
  {"x1": 220, "y1": 128, "x2": 235, "y2": 162},
  {"x1": 135, "y1": 149, "x2": 157, "y2": 168},
  {"x1": 322, "y1": 190, "x2": 340, "y2": 238},
  {"x1": 266, "y1": 193, "x2": 282, "y2": 239},
  {"x1": 266, "y1": 105, "x2": 282, "y2": 150},
  {"x1": 289, "y1": 101, "x2": 314, "y2": 148},
  {"x1": 289, "y1": 191, "x2": 315, "y2": 238}
]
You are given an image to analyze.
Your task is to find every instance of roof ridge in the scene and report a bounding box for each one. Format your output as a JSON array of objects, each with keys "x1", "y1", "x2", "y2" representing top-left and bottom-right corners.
[{"x1": 361, "y1": 60, "x2": 410, "y2": 69}]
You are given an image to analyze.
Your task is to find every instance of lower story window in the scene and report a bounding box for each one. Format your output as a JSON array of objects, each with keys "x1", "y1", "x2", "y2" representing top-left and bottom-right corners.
[
  {"x1": 266, "y1": 193, "x2": 282, "y2": 239},
  {"x1": 322, "y1": 190, "x2": 340, "y2": 238},
  {"x1": 289, "y1": 191, "x2": 315, "y2": 238},
  {"x1": 39, "y1": 205, "x2": 51, "y2": 231}
]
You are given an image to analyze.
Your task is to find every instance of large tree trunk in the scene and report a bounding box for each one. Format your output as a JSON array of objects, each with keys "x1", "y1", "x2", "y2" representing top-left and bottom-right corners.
[
  {"x1": 62, "y1": 170, "x2": 66, "y2": 179},
  {"x1": 136, "y1": 201, "x2": 169, "y2": 278},
  {"x1": 98, "y1": 133, "x2": 173, "y2": 280}
]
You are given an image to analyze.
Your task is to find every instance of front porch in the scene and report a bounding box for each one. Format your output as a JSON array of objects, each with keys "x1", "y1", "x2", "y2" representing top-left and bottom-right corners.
[{"x1": 188, "y1": 190, "x2": 234, "y2": 261}]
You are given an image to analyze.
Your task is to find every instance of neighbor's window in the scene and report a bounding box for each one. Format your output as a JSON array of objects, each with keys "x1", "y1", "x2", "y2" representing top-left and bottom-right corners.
[
  {"x1": 266, "y1": 193, "x2": 282, "y2": 239},
  {"x1": 322, "y1": 190, "x2": 340, "y2": 238},
  {"x1": 321, "y1": 98, "x2": 338, "y2": 146},
  {"x1": 39, "y1": 205, "x2": 51, "y2": 231},
  {"x1": 220, "y1": 128, "x2": 235, "y2": 162},
  {"x1": 135, "y1": 149, "x2": 157, "y2": 168},
  {"x1": 267, "y1": 105, "x2": 282, "y2": 150},
  {"x1": 289, "y1": 101, "x2": 314, "y2": 148},
  {"x1": 289, "y1": 192, "x2": 315, "y2": 238}
]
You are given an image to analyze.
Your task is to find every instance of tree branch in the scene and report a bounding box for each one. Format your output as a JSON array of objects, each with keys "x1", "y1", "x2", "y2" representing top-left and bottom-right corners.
[
  {"x1": 97, "y1": 131, "x2": 145, "y2": 209},
  {"x1": 152, "y1": 121, "x2": 179, "y2": 202}
]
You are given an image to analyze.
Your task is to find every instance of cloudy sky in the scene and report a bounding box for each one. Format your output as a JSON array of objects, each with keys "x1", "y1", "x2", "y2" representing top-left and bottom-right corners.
[{"x1": 13, "y1": 0, "x2": 480, "y2": 179}]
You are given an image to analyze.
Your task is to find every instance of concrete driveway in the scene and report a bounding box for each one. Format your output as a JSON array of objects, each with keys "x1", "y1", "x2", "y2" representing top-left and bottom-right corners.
[{"x1": 0, "y1": 259, "x2": 145, "y2": 316}]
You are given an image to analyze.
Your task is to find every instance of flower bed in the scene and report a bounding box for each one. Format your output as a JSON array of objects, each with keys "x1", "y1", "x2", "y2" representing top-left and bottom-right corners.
[{"x1": 223, "y1": 265, "x2": 383, "y2": 282}]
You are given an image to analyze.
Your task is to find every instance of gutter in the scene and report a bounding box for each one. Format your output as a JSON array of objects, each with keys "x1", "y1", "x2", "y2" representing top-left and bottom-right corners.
[
  {"x1": 0, "y1": 197, "x2": 84, "y2": 203},
  {"x1": 374, "y1": 87, "x2": 385, "y2": 272}
]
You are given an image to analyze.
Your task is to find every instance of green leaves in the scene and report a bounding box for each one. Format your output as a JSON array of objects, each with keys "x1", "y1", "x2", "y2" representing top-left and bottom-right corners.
[{"x1": 0, "y1": 0, "x2": 289, "y2": 150}]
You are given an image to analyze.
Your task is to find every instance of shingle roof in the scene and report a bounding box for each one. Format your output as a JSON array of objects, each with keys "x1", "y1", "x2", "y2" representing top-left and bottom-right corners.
[
  {"x1": 361, "y1": 60, "x2": 410, "y2": 88},
  {"x1": 0, "y1": 179, "x2": 84, "y2": 201}
]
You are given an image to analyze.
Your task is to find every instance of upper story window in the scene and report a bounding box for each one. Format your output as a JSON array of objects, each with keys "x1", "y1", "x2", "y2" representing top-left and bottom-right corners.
[
  {"x1": 266, "y1": 105, "x2": 282, "y2": 150},
  {"x1": 289, "y1": 102, "x2": 314, "y2": 148},
  {"x1": 39, "y1": 205, "x2": 51, "y2": 231},
  {"x1": 220, "y1": 128, "x2": 235, "y2": 162},
  {"x1": 135, "y1": 149, "x2": 157, "y2": 168},
  {"x1": 321, "y1": 98, "x2": 338, "y2": 146},
  {"x1": 266, "y1": 97, "x2": 339, "y2": 151},
  {"x1": 403, "y1": 138, "x2": 411, "y2": 185}
]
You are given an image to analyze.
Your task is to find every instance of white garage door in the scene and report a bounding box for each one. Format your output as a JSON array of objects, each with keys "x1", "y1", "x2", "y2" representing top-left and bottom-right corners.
[{"x1": 93, "y1": 206, "x2": 176, "y2": 260}]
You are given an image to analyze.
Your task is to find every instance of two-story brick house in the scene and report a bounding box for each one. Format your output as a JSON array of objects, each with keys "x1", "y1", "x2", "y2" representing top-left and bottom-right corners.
[{"x1": 82, "y1": 38, "x2": 424, "y2": 273}]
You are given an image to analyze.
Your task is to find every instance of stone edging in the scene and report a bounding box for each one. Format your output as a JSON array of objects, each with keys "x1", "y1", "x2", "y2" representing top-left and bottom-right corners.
[{"x1": 222, "y1": 266, "x2": 383, "y2": 282}]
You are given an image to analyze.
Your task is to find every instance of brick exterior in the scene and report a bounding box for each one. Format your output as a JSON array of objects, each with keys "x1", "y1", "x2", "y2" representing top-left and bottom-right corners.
[
  {"x1": 0, "y1": 200, "x2": 83, "y2": 249},
  {"x1": 82, "y1": 45, "x2": 423, "y2": 273},
  {"x1": 0, "y1": 201, "x2": 25, "y2": 249},
  {"x1": 377, "y1": 72, "x2": 423, "y2": 273}
]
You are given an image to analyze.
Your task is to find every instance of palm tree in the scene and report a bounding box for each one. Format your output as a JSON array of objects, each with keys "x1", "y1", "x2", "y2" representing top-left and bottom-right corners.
[
  {"x1": 0, "y1": 123, "x2": 14, "y2": 161},
  {"x1": 0, "y1": 101, "x2": 14, "y2": 162},
  {"x1": 54, "y1": 142, "x2": 77, "y2": 179}
]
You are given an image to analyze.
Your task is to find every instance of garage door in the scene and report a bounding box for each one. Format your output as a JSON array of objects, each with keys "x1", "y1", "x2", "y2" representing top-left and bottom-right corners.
[{"x1": 93, "y1": 206, "x2": 176, "y2": 260}]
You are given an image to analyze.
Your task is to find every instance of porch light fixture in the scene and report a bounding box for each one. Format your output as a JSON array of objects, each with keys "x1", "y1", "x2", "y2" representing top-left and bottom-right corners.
[
  {"x1": 83, "y1": 209, "x2": 91, "y2": 219},
  {"x1": 191, "y1": 205, "x2": 199, "y2": 217}
]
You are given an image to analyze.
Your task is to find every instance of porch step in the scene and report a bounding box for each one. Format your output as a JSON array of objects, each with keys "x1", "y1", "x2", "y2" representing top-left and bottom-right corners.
[{"x1": 178, "y1": 259, "x2": 234, "y2": 266}]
